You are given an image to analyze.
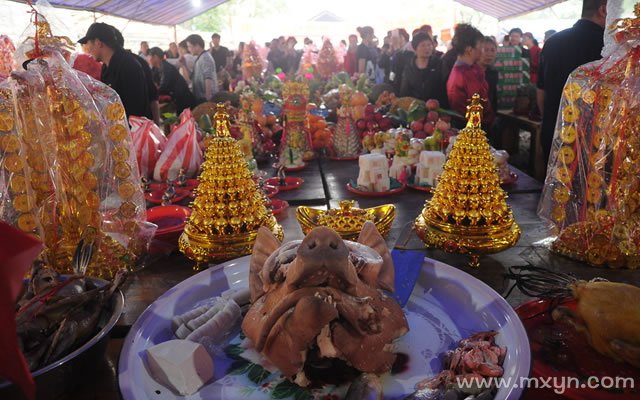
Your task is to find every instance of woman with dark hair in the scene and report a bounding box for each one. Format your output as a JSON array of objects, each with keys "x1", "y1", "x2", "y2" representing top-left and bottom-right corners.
[
  {"x1": 399, "y1": 31, "x2": 446, "y2": 104},
  {"x1": 177, "y1": 39, "x2": 195, "y2": 84},
  {"x1": 480, "y1": 36, "x2": 498, "y2": 114},
  {"x1": 446, "y1": 23, "x2": 494, "y2": 126},
  {"x1": 231, "y1": 42, "x2": 245, "y2": 79},
  {"x1": 165, "y1": 42, "x2": 179, "y2": 59},
  {"x1": 523, "y1": 32, "x2": 541, "y2": 84},
  {"x1": 343, "y1": 34, "x2": 358, "y2": 76},
  {"x1": 283, "y1": 36, "x2": 301, "y2": 74},
  {"x1": 356, "y1": 26, "x2": 378, "y2": 82}
]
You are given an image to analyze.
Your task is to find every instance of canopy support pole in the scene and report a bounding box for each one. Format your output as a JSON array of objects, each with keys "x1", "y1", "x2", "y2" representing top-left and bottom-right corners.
[{"x1": 173, "y1": 25, "x2": 178, "y2": 44}]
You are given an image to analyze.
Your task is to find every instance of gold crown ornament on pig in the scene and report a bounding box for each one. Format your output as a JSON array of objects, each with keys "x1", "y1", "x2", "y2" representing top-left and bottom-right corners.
[{"x1": 241, "y1": 221, "x2": 409, "y2": 387}]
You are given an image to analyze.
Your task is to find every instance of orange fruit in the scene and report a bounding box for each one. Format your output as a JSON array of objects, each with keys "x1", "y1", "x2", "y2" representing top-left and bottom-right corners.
[
  {"x1": 314, "y1": 120, "x2": 327, "y2": 131},
  {"x1": 350, "y1": 91, "x2": 368, "y2": 106},
  {"x1": 317, "y1": 128, "x2": 332, "y2": 140},
  {"x1": 255, "y1": 115, "x2": 267, "y2": 127}
]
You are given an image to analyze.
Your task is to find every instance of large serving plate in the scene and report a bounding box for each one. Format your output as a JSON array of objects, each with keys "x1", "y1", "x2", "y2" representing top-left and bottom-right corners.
[{"x1": 119, "y1": 256, "x2": 530, "y2": 400}]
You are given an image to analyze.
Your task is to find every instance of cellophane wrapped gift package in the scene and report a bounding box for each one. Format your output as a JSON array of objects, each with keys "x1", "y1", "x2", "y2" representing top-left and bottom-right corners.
[
  {"x1": 0, "y1": 17, "x2": 155, "y2": 278},
  {"x1": 129, "y1": 115, "x2": 167, "y2": 179},
  {"x1": 0, "y1": 35, "x2": 16, "y2": 81},
  {"x1": 153, "y1": 108, "x2": 203, "y2": 182},
  {"x1": 538, "y1": 5, "x2": 640, "y2": 268}
]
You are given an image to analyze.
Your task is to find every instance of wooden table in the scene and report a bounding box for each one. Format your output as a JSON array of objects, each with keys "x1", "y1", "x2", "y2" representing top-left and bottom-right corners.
[
  {"x1": 10, "y1": 157, "x2": 639, "y2": 400},
  {"x1": 496, "y1": 110, "x2": 545, "y2": 182}
]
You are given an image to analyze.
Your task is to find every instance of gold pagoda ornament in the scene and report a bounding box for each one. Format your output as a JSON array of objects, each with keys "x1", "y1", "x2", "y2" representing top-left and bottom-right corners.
[
  {"x1": 414, "y1": 94, "x2": 520, "y2": 267},
  {"x1": 179, "y1": 104, "x2": 283, "y2": 268}
]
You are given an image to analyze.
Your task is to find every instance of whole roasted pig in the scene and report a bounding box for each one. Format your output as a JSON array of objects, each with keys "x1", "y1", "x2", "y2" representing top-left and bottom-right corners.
[{"x1": 242, "y1": 222, "x2": 409, "y2": 387}]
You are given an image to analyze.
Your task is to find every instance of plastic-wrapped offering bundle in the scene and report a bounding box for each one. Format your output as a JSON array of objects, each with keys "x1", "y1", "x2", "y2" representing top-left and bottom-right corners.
[
  {"x1": 0, "y1": 35, "x2": 16, "y2": 81},
  {"x1": 129, "y1": 116, "x2": 168, "y2": 179},
  {"x1": 153, "y1": 109, "x2": 202, "y2": 182},
  {"x1": 538, "y1": 4, "x2": 640, "y2": 268},
  {"x1": 0, "y1": 15, "x2": 154, "y2": 278}
]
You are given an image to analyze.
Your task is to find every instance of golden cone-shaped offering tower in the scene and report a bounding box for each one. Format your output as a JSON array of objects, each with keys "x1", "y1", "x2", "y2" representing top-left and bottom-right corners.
[
  {"x1": 179, "y1": 104, "x2": 283, "y2": 267},
  {"x1": 415, "y1": 94, "x2": 520, "y2": 267}
]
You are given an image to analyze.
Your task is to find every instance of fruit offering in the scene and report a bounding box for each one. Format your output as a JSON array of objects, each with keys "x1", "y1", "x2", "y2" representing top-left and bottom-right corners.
[
  {"x1": 242, "y1": 42, "x2": 263, "y2": 81},
  {"x1": 375, "y1": 90, "x2": 397, "y2": 108},
  {"x1": 354, "y1": 104, "x2": 393, "y2": 137},
  {"x1": 305, "y1": 111, "x2": 333, "y2": 150},
  {"x1": 316, "y1": 39, "x2": 339, "y2": 79},
  {"x1": 332, "y1": 85, "x2": 361, "y2": 157}
]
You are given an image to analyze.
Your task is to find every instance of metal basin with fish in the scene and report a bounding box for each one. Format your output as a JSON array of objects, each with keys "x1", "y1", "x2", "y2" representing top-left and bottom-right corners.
[{"x1": 0, "y1": 277, "x2": 124, "y2": 400}]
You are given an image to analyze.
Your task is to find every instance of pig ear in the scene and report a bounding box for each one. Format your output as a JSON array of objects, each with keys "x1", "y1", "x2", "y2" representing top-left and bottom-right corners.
[
  {"x1": 250, "y1": 227, "x2": 281, "y2": 302},
  {"x1": 357, "y1": 221, "x2": 395, "y2": 292}
]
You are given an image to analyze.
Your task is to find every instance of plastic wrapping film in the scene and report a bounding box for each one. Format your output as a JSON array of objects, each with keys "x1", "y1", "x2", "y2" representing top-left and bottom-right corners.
[
  {"x1": 0, "y1": 48, "x2": 155, "y2": 278},
  {"x1": 0, "y1": 36, "x2": 16, "y2": 81},
  {"x1": 538, "y1": 4, "x2": 640, "y2": 268}
]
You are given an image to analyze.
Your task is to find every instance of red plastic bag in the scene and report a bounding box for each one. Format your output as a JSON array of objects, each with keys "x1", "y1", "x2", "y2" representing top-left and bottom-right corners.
[
  {"x1": 153, "y1": 109, "x2": 203, "y2": 182},
  {"x1": 129, "y1": 116, "x2": 167, "y2": 179},
  {"x1": 0, "y1": 222, "x2": 43, "y2": 400}
]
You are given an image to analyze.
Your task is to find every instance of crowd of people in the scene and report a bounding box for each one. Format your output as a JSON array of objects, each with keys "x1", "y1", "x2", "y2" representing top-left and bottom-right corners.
[{"x1": 72, "y1": 0, "x2": 607, "y2": 168}]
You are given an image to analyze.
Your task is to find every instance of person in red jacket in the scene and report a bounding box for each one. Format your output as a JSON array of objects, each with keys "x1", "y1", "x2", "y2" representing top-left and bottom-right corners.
[
  {"x1": 343, "y1": 34, "x2": 358, "y2": 76},
  {"x1": 73, "y1": 43, "x2": 103, "y2": 81},
  {"x1": 523, "y1": 32, "x2": 541, "y2": 84},
  {"x1": 446, "y1": 23, "x2": 495, "y2": 127}
]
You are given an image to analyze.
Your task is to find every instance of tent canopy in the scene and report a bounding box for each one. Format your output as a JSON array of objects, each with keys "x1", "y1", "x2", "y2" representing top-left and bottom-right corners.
[
  {"x1": 41, "y1": 0, "x2": 230, "y2": 26},
  {"x1": 23, "y1": 0, "x2": 568, "y2": 26},
  {"x1": 454, "y1": 0, "x2": 568, "y2": 20}
]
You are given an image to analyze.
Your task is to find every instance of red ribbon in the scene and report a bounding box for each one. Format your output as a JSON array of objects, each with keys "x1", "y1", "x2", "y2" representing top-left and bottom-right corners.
[{"x1": 26, "y1": 0, "x2": 42, "y2": 59}]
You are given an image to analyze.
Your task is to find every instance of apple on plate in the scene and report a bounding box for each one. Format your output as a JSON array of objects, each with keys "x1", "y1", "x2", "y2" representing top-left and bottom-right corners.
[
  {"x1": 413, "y1": 131, "x2": 427, "y2": 139},
  {"x1": 364, "y1": 104, "x2": 375, "y2": 116},
  {"x1": 410, "y1": 120, "x2": 424, "y2": 133},
  {"x1": 379, "y1": 118, "x2": 392, "y2": 130},
  {"x1": 436, "y1": 119, "x2": 451, "y2": 132},
  {"x1": 425, "y1": 99, "x2": 440, "y2": 111},
  {"x1": 426, "y1": 111, "x2": 439, "y2": 123},
  {"x1": 423, "y1": 122, "x2": 435, "y2": 135}
]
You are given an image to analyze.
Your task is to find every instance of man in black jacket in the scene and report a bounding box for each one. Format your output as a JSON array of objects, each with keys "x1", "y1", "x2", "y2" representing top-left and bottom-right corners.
[
  {"x1": 111, "y1": 27, "x2": 160, "y2": 124},
  {"x1": 537, "y1": 0, "x2": 607, "y2": 165},
  {"x1": 79, "y1": 23, "x2": 151, "y2": 119},
  {"x1": 149, "y1": 47, "x2": 196, "y2": 114}
]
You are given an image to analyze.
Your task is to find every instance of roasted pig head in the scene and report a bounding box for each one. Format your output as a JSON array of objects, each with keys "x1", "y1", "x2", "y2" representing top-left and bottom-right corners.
[{"x1": 242, "y1": 222, "x2": 409, "y2": 387}]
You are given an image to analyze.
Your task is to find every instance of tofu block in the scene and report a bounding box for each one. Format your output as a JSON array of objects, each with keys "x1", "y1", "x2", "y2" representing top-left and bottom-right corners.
[
  {"x1": 389, "y1": 157, "x2": 408, "y2": 180},
  {"x1": 419, "y1": 151, "x2": 446, "y2": 167},
  {"x1": 427, "y1": 167, "x2": 444, "y2": 186},
  {"x1": 146, "y1": 339, "x2": 214, "y2": 395},
  {"x1": 358, "y1": 153, "x2": 386, "y2": 169},
  {"x1": 371, "y1": 168, "x2": 390, "y2": 192}
]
